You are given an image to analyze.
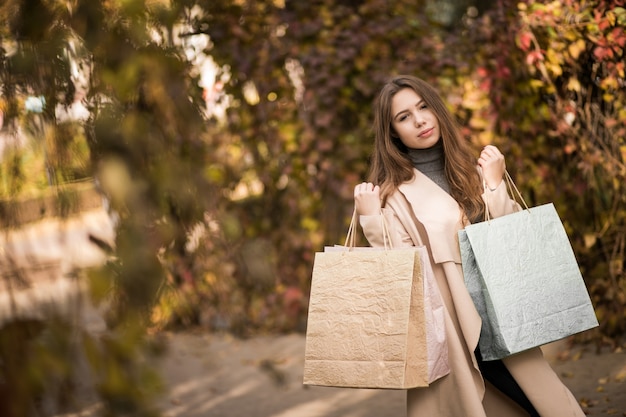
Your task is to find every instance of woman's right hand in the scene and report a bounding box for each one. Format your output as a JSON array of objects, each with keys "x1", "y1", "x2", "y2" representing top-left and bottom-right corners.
[{"x1": 354, "y1": 182, "x2": 381, "y2": 215}]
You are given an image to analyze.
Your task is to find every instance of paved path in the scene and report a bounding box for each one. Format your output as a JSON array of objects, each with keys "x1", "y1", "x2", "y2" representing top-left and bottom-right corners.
[
  {"x1": 59, "y1": 313, "x2": 626, "y2": 417},
  {"x1": 151, "y1": 332, "x2": 626, "y2": 417}
]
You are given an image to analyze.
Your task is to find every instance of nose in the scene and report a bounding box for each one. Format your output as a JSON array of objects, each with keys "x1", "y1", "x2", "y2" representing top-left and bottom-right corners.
[{"x1": 413, "y1": 112, "x2": 425, "y2": 127}]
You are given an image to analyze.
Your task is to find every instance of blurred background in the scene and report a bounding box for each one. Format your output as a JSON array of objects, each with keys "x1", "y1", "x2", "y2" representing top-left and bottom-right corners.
[{"x1": 0, "y1": 0, "x2": 625, "y2": 416}]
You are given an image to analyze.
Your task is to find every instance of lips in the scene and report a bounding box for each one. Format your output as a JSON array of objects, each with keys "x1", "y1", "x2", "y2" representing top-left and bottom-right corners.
[{"x1": 418, "y1": 128, "x2": 434, "y2": 138}]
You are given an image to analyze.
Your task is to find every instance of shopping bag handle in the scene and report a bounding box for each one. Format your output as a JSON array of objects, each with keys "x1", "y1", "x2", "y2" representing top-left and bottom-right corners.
[
  {"x1": 345, "y1": 208, "x2": 393, "y2": 250},
  {"x1": 483, "y1": 170, "x2": 530, "y2": 222}
]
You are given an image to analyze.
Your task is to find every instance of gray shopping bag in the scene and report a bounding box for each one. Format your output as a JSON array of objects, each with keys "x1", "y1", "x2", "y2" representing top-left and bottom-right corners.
[{"x1": 459, "y1": 202, "x2": 598, "y2": 361}]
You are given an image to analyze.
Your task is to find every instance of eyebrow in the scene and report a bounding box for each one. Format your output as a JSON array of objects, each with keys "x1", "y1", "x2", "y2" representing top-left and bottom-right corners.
[{"x1": 393, "y1": 99, "x2": 424, "y2": 121}]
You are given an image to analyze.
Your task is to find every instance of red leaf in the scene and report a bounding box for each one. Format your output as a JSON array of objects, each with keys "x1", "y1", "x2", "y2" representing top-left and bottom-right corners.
[
  {"x1": 593, "y1": 46, "x2": 610, "y2": 60},
  {"x1": 519, "y1": 31, "x2": 533, "y2": 51},
  {"x1": 564, "y1": 143, "x2": 576, "y2": 154},
  {"x1": 526, "y1": 50, "x2": 544, "y2": 65},
  {"x1": 594, "y1": 10, "x2": 603, "y2": 23},
  {"x1": 611, "y1": 28, "x2": 626, "y2": 47},
  {"x1": 599, "y1": 19, "x2": 610, "y2": 31},
  {"x1": 497, "y1": 66, "x2": 511, "y2": 78}
]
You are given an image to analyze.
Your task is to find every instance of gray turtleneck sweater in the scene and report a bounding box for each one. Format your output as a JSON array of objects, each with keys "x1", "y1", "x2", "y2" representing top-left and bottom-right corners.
[{"x1": 407, "y1": 139, "x2": 451, "y2": 195}]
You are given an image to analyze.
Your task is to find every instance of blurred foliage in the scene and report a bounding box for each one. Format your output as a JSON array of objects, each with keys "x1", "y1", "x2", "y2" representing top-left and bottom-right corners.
[
  {"x1": 158, "y1": 0, "x2": 626, "y2": 341},
  {"x1": 1, "y1": 0, "x2": 214, "y2": 415},
  {"x1": 1, "y1": 0, "x2": 625, "y2": 414}
]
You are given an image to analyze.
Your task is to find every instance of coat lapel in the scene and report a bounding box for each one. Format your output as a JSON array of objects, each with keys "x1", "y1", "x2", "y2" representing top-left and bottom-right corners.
[{"x1": 398, "y1": 169, "x2": 464, "y2": 264}]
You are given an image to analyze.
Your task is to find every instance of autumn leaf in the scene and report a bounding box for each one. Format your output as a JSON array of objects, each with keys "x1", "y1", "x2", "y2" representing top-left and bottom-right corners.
[
  {"x1": 584, "y1": 234, "x2": 597, "y2": 248},
  {"x1": 609, "y1": 27, "x2": 626, "y2": 47},
  {"x1": 566, "y1": 77, "x2": 582, "y2": 92},
  {"x1": 518, "y1": 30, "x2": 533, "y2": 51},
  {"x1": 526, "y1": 50, "x2": 544, "y2": 65},
  {"x1": 593, "y1": 46, "x2": 613, "y2": 60},
  {"x1": 568, "y1": 39, "x2": 586, "y2": 59}
]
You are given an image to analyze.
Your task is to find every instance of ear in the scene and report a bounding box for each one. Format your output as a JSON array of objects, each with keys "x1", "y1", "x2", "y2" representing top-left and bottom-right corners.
[{"x1": 390, "y1": 129, "x2": 399, "y2": 138}]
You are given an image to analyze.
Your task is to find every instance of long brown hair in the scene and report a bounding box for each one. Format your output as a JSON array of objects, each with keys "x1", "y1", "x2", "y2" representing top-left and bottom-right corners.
[{"x1": 367, "y1": 75, "x2": 484, "y2": 223}]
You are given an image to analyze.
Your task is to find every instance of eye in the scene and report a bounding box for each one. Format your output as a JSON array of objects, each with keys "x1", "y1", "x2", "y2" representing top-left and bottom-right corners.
[
  {"x1": 419, "y1": 103, "x2": 428, "y2": 110},
  {"x1": 398, "y1": 114, "x2": 409, "y2": 122}
]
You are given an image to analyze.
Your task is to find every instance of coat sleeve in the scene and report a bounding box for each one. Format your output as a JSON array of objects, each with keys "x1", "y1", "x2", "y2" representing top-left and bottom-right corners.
[
  {"x1": 482, "y1": 179, "x2": 521, "y2": 219},
  {"x1": 358, "y1": 209, "x2": 415, "y2": 248}
]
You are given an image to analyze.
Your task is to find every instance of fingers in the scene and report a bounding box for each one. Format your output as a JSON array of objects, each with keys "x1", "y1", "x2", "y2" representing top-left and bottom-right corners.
[
  {"x1": 479, "y1": 145, "x2": 502, "y2": 159},
  {"x1": 354, "y1": 182, "x2": 381, "y2": 215},
  {"x1": 477, "y1": 145, "x2": 504, "y2": 167},
  {"x1": 354, "y1": 182, "x2": 379, "y2": 197},
  {"x1": 478, "y1": 145, "x2": 506, "y2": 190}
]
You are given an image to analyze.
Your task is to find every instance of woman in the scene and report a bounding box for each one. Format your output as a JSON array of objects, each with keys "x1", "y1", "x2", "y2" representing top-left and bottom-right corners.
[{"x1": 354, "y1": 75, "x2": 584, "y2": 416}]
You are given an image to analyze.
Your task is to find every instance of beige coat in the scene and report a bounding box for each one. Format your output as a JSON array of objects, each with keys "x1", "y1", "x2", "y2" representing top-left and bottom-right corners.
[{"x1": 360, "y1": 169, "x2": 584, "y2": 417}]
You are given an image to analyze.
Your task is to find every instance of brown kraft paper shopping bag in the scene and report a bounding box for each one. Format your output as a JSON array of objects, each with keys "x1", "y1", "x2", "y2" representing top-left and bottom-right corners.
[{"x1": 303, "y1": 213, "x2": 448, "y2": 389}]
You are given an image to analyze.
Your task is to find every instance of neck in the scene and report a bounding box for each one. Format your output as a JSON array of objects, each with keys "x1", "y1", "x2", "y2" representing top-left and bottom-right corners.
[
  {"x1": 407, "y1": 139, "x2": 444, "y2": 172},
  {"x1": 407, "y1": 139, "x2": 450, "y2": 194}
]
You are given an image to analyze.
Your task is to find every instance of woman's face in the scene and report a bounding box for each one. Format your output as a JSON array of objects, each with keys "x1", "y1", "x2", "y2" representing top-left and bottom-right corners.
[{"x1": 390, "y1": 88, "x2": 441, "y2": 150}]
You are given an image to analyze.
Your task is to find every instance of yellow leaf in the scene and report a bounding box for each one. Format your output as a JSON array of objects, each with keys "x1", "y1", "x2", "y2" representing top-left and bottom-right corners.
[
  {"x1": 469, "y1": 116, "x2": 489, "y2": 129},
  {"x1": 548, "y1": 63, "x2": 562, "y2": 76},
  {"x1": 544, "y1": 1, "x2": 561, "y2": 15},
  {"x1": 546, "y1": 49, "x2": 562, "y2": 65},
  {"x1": 601, "y1": 77, "x2": 619, "y2": 89},
  {"x1": 477, "y1": 131, "x2": 494, "y2": 147},
  {"x1": 551, "y1": 40, "x2": 567, "y2": 52},
  {"x1": 568, "y1": 39, "x2": 586, "y2": 59},
  {"x1": 567, "y1": 77, "x2": 581, "y2": 92},
  {"x1": 563, "y1": 29, "x2": 578, "y2": 42},
  {"x1": 530, "y1": 79, "x2": 544, "y2": 89},
  {"x1": 204, "y1": 272, "x2": 217, "y2": 285},
  {"x1": 584, "y1": 234, "x2": 597, "y2": 248},
  {"x1": 607, "y1": 10, "x2": 616, "y2": 26}
]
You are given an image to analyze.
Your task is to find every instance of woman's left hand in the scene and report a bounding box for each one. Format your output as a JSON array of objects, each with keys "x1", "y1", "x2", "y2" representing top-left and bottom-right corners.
[{"x1": 478, "y1": 145, "x2": 505, "y2": 190}]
